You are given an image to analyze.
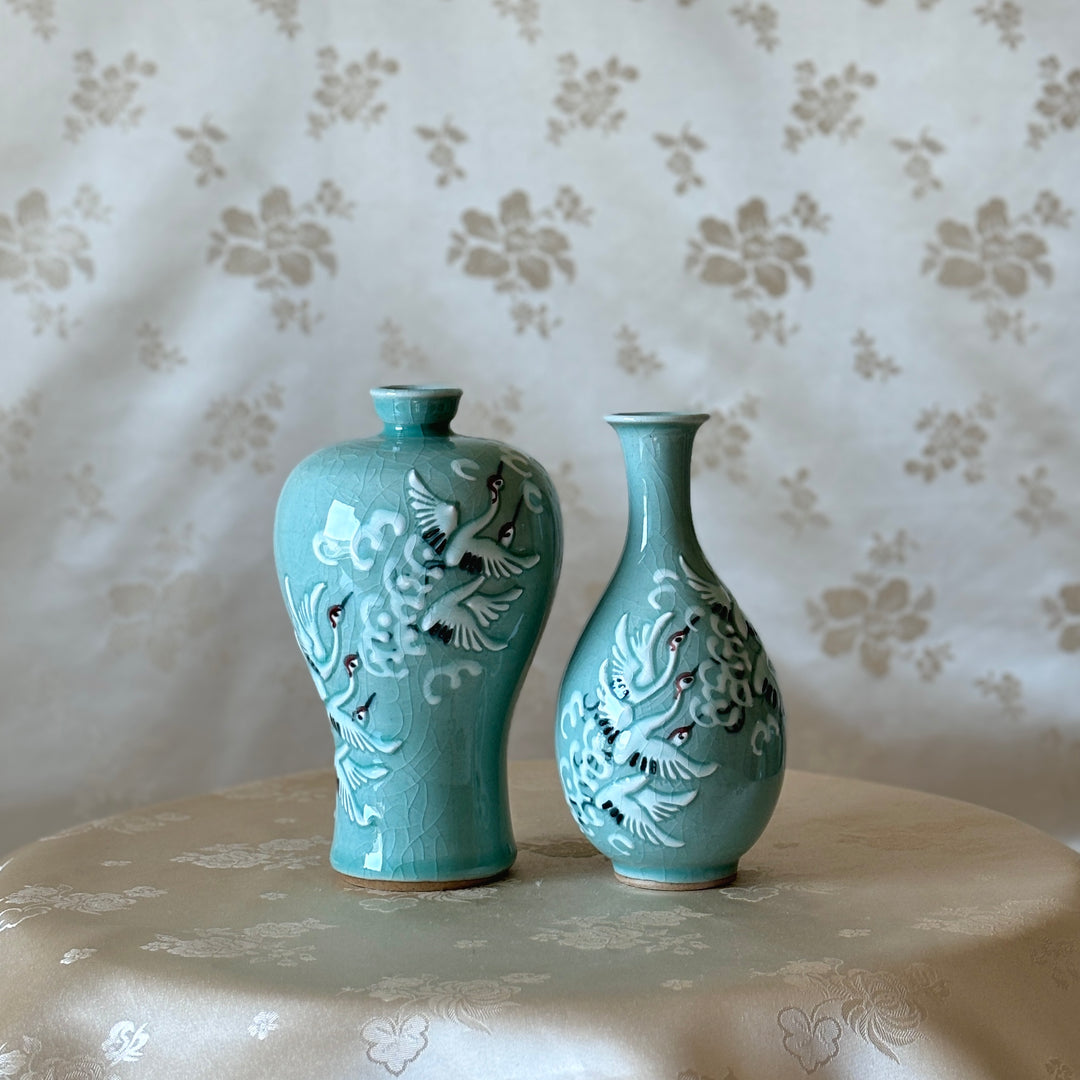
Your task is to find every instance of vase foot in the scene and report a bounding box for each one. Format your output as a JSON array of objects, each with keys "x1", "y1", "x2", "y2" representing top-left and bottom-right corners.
[
  {"x1": 613, "y1": 868, "x2": 737, "y2": 891},
  {"x1": 338, "y1": 867, "x2": 510, "y2": 892}
]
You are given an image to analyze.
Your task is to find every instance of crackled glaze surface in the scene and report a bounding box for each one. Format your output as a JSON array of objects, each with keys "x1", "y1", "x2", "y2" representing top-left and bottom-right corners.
[
  {"x1": 556, "y1": 414, "x2": 784, "y2": 887},
  {"x1": 274, "y1": 386, "x2": 562, "y2": 885}
]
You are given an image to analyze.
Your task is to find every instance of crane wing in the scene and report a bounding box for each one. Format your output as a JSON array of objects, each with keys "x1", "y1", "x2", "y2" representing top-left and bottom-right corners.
[
  {"x1": 407, "y1": 470, "x2": 458, "y2": 553},
  {"x1": 464, "y1": 586, "x2": 522, "y2": 627}
]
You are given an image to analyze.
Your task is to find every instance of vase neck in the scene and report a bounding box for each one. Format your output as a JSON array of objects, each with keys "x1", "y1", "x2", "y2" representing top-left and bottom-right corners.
[
  {"x1": 607, "y1": 413, "x2": 708, "y2": 554},
  {"x1": 370, "y1": 385, "x2": 462, "y2": 437}
]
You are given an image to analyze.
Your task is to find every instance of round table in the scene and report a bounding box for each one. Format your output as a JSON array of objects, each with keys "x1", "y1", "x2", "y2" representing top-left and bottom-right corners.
[{"x1": 1, "y1": 763, "x2": 1078, "y2": 1078}]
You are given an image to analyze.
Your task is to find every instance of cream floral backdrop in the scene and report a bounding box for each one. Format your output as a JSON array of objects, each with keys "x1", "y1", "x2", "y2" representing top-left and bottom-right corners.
[{"x1": 1, "y1": 0, "x2": 1077, "y2": 857}]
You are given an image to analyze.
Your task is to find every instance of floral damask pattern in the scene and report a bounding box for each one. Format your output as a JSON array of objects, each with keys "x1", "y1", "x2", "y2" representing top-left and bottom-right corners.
[
  {"x1": 308, "y1": 46, "x2": 399, "y2": 139},
  {"x1": 346, "y1": 973, "x2": 549, "y2": 1075},
  {"x1": 784, "y1": 61, "x2": 877, "y2": 152},
  {"x1": 974, "y1": 2, "x2": 1023, "y2": 49},
  {"x1": 892, "y1": 129, "x2": 944, "y2": 198},
  {"x1": 1028, "y1": 56, "x2": 1080, "y2": 149},
  {"x1": 532, "y1": 907, "x2": 712, "y2": 955},
  {"x1": 654, "y1": 125, "x2": 706, "y2": 195},
  {"x1": 193, "y1": 382, "x2": 284, "y2": 475},
  {"x1": 208, "y1": 184, "x2": 350, "y2": 330},
  {"x1": 142, "y1": 918, "x2": 335, "y2": 965},
  {"x1": 64, "y1": 463, "x2": 112, "y2": 523},
  {"x1": 763, "y1": 958, "x2": 949, "y2": 1070},
  {"x1": 252, "y1": 0, "x2": 301, "y2": 37},
  {"x1": 922, "y1": 192, "x2": 1070, "y2": 341},
  {"x1": 493, "y1": 0, "x2": 541, "y2": 42},
  {"x1": 4, "y1": 0, "x2": 55, "y2": 39},
  {"x1": 415, "y1": 118, "x2": 467, "y2": 186},
  {"x1": 851, "y1": 329, "x2": 900, "y2": 380},
  {"x1": 378, "y1": 319, "x2": 429, "y2": 369},
  {"x1": 1043, "y1": 585, "x2": 1080, "y2": 654},
  {"x1": 0, "y1": 391, "x2": 40, "y2": 481},
  {"x1": 547, "y1": 53, "x2": 638, "y2": 145},
  {"x1": 615, "y1": 325, "x2": 662, "y2": 375},
  {"x1": 904, "y1": 394, "x2": 995, "y2": 483},
  {"x1": 807, "y1": 530, "x2": 949, "y2": 680},
  {"x1": 730, "y1": 3, "x2": 779, "y2": 50},
  {"x1": 174, "y1": 117, "x2": 227, "y2": 186},
  {"x1": 685, "y1": 194, "x2": 828, "y2": 344},
  {"x1": 779, "y1": 469, "x2": 830, "y2": 534},
  {"x1": 691, "y1": 394, "x2": 757, "y2": 480},
  {"x1": 448, "y1": 187, "x2": 591, "y2": 336},
  {"x1": 135, "y1": 323, "x2": 186, "y2": 372},
  {"x1": 975, "y1": 671, "x2": 1025, "y2": 722},
  {"x1": 0, "y1": 187, "x2": 108, "y2": 337},
  {"x1": 1016, "y1": 465, "x2": 1066, "y2": 534},
  {"x1": 171, "y1": 837, "x2": 329, "y2": 871},
  {"x1": 64, "y1": 51, "x2": 157, "y2": 142},
  {"x1": 0, "y1": 1021, "x2": 149, "y2": 1080},
  {"x1": 0, "y1": 885, "x2": 165, "y2": 931}
]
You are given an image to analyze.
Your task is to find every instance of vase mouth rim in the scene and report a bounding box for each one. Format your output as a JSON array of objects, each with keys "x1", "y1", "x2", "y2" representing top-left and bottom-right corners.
[
  {"x1": 604, "y1": 412, "x2": 710, "y2": 426},
  {"x1": 371, "y1": 385, "x2": 463, "y2": 398}
]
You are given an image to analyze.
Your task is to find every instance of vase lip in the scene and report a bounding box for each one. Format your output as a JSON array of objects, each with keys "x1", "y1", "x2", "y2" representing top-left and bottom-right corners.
[
  {"x1": 604, "y1": 411, "x2": 710, "y2": 427},
  {"x1": 371, "y1": 385, "x2": 462, "y2": 429}
]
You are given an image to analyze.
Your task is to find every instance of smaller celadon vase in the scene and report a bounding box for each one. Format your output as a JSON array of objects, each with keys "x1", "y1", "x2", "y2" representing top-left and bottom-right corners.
[
  {"x1": 274, "y1": 385, "x2": 562, "y2": 890},
  {"x1": 555, "y1": 412, "x2": 785, "y2": 889}
]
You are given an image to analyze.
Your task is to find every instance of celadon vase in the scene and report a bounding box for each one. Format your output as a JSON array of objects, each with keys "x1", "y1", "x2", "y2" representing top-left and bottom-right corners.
[
  {"x1": 274, "y1": 385, "x2": 562, "y2": 889},
  {"x1": 555, "y1": 412, "x2": 784, "y2": 889}
]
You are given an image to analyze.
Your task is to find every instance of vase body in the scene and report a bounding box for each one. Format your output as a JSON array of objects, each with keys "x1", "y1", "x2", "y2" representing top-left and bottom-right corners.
[
  {"x1": 555, "y1": 413, "x2": 784, "y2": 888},
  {"x1": 274, "y1": 385, "x2": 562, "y2": 889}
]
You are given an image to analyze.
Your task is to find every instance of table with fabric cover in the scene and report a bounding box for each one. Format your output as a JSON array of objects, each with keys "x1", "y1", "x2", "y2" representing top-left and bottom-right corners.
[{"x1": 1, "y1": 763, "x2": 1078, "y2": 1079}]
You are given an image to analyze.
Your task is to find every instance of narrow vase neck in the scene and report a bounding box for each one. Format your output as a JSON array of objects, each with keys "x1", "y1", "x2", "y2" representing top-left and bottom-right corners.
[
  {"x1": 370, "y1": 385, "x2": 462, "y2": 437},
  {"x1": 607, "y1": 413, "x2": 708, "y2": 555}
]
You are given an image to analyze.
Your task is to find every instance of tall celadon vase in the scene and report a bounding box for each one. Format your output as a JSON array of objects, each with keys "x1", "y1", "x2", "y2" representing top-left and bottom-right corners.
[
  {"x1": 555, "y1": 412, "x2": 784, "y2": 889},
  {"x1": 274, "y1": 385, "x2": 562, "y2": 889}
]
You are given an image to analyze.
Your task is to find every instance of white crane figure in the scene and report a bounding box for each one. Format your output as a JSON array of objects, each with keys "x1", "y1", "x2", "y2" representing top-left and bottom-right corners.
[
  {"x1": 406, "y1": 463, "x2": 502, "y2": 566},
  {"x1": 329, "y1": 690, "x2": 401, "y2": 825},
  {"x1": 283, "y1": 578, "x2": 352, "y2": 696},
  {"x1": 591, "y1": 773, "x2": 696, "y2": 848},
  {"x1": 609, "y1": 611, "x2": 699, "y2": 703},
  {"x1": 417, "y1": 576, "x2": 523, "y2": 652}
]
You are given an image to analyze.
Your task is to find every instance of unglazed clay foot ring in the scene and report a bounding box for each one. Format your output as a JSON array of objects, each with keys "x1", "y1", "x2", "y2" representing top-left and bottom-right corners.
[
  {"x1": 338, "y1": 867, "x2": 510, "y2": 892},
  {"x1": 613, "y1": 870, "x2": 737, "y2": 891}
]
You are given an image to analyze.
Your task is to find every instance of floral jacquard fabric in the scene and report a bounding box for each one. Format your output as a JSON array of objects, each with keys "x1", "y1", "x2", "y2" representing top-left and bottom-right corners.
[
  {"x1": 1, "y1": 765, "x2": 1079, "y2": 1078},
  {"x1": 0, "y1": 0, "x2": 1079, "y2": 862}
]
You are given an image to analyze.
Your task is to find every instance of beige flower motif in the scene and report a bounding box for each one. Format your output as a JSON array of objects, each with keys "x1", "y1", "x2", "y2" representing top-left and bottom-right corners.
[
  {"x1": 692, "y1": 394, "x2": 757, "y2": 482},
  {"x1": 731, "y1": 3, "x2": 779, "y2": 51},
  {"x1": 686, "y1": 195, "x2": 824, "y2": 344},
  {"x1": 654, "y1": 125, "x2": 706, "y2": 195},
  {"x1": 923, "y1": 193, "x2": 1068, "y2": 341},
  {"x1": 779, "y1": 468, "x2": 830, "y2": 534},
  {"x1": 64, "y1": 50, "x2": 156, "y2": 142},
  {"x1": 974, "y1": 1, "x2": 1023, "y2": 48},
  {"x1": 0, "y1": 190, "x2": 92, "y2": 291},
  {"x1": 785, "y1": 61, "x2": 876, "y2": 152},
  {"x1": 416, "y1": 118, "x2": 467, "y2": 186},
  {"x1": 904, "y1": 394, "x2": 995, "y2": 483},
  {"x1": 252, "y1": 0, "x2": 300, "y2": 37},
  {"x1": 839, "y1": 969, "x2": 925, "y2": 1061},
  {"x1": 493, "y1": 0, "x2": 540, "y2": 42},
  {"x1": 175, "y1": 117, "x2": 227, "y2": 186},
  {"x1": 1016, "y1": 465, "x2": 1066, "y2": 534},
  {"x1": 448, "y1": 187, "x2": 589, "y2": 336},
  {"x1": 615, "y1": 325, "x2": 662, "y2": 375},
  {"x1": 6, "y1": 0, "x2": 57, "y2": 39},
  {"x1": 975, "y1": 671, "x2": 1025, "y2": 722},
  {"x1": 1043, "y1": 584, "x2": 1080, "y2": 653},
  {"x1": 308, "y1": 46, "x2": 399, "y2": 139},
  {"x1": 378, "y1": 318, "x2": 429, "y2": 369},
  {"x1": 548, "y1": 53, "x2": 637, "y2": 145},
  {"x1": 777, "y1": 1005, "x2": 842, "y2": 1073},
  {"x1": 852, "y1": 329, "x2": 900, "y2": 380},
  {"x1": 136, "y1": 323, "x2": 186, "y2": 373},
  {"x1": 809, "y1": 577, "x2": 932, "y2": 677},
  {"x1": 193, "y1": 382, "x2": 285, "y2": 474},
  {"x1": 1029, "y1": 56, "x2": 1080, "y2": 149},
  {"x1": 892, "y1": 130, "x2": 944, "y2": 199},
  {"x1": 209, "y1": 185, "x2": 347, "y2": 330}
]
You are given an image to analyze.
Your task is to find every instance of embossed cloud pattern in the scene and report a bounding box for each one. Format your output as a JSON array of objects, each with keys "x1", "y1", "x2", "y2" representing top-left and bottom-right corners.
[{"x1": 0, "y1": 0, "x2": 1078, "y2": 857}]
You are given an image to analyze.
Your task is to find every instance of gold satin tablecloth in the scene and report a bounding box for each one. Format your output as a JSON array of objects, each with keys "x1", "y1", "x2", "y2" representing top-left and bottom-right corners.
[{"x1": 1, "y1": 763, "x2": 1078, "y2": 1079}]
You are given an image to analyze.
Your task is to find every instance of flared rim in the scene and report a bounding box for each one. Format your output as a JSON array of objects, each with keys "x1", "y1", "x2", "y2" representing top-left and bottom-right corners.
[
  {"x1": 604, "y1": 411, "x2": 710, "y2": 426},
  {"x1": 372, "y1": 385, "x2": 463, "y2": 399}
]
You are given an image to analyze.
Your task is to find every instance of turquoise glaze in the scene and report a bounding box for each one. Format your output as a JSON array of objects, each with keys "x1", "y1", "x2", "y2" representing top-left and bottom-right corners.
[
  {"x1": 274, "y1": 386, "x2": 562, "y2": 888},
  {"x1": 555, "y1": 413, "x2": 784, "y2": 889}
]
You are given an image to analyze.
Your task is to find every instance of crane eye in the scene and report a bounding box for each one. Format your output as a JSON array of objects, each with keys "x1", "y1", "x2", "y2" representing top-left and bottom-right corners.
[
  {"x1": 667, "y1": 724, "x2": 694, "y2": 743},
  {"x1": 343, "y1": 653, "x2": 359, "y2": 675}
]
